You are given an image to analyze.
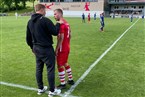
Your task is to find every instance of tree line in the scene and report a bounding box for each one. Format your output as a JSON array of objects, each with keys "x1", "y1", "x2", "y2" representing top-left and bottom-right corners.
[{"x1": 0, "y1": 0, "x2": 35, "y2": 12}]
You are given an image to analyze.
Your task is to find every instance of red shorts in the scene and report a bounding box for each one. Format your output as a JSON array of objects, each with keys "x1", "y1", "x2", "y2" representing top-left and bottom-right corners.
[{"x1": 57, "y1": 51, "x2": 69, "y2": 66}]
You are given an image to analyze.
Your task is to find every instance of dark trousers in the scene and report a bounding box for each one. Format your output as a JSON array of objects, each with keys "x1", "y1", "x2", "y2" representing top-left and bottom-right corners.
[
  {"x1": 33, "y1": 45, "x2": 55, "y2": 92},
  {"x1": 100, "y1": 21, "x2": 104, "y2": 31},
  {"x1": 82, "y1": 19, "x2": 85, "y2": 23},
  {"x1": 131, "y1": 17, "x2": 133, "y2": 22}
]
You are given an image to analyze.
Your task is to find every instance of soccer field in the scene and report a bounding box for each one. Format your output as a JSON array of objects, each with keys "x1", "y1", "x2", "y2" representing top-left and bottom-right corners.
[{"x1": 0, "y1": 16, "x2": 145, "y2": 97}]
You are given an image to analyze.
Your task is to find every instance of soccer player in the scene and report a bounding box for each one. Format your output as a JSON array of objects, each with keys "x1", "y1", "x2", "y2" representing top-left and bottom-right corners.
[
  {"x1": 94, "y1": 13, "x2": 96, "y2": 20},
  {"x1": 100, "y1": 13, "x2": 105, "y2": 32},
  {"x1": 15, "y1": 12, "x2": 18, "y2": 19},
  {"x1": 26, "y1": 4, "x2": 61, "y2": 97},
  {"x1": 142, "y1": 14, "x2": 144, "y2": 19},
  {"x1": 82, "y1": 13, "x2": 85, "y2": 23},
  {"x1": 113, "y1": 13, "x2": 115, "y2": 19},
  {"x1": 54, "y1": 9, "x2": 75, "y2": 89},
  {"x1": 88, "y1": 13, "x2": 90, "y2": 23},
  {"x1": 130, "y1": 13, "x2": 133, "y2": 22}
]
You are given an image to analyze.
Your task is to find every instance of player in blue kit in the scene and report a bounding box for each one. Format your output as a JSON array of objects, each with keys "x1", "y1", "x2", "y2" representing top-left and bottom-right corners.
[
  {"x1": 130, "y1": 13, "x2": 133, "y2": 22},
  {"x1": 82, "y1": 13, "x2": 85, "y2": 23},
  {"x1": 100, "y1": 13, "x2": 105, "y2": 32},
  {"x1": 142, "y1": 14, "x2": 144, "y2": 19}
]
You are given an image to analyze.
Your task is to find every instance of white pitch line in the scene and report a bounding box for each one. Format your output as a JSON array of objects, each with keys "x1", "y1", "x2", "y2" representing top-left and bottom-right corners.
[
  {"x1": 0, "y1": 81, "x2": 78, "y2": 97},
  {"x1": 0, "y1": 81, "x2": 38, "y2": 91},
  {"x1": 63, "y1": 18, "x2": 140, "y2": 97}
]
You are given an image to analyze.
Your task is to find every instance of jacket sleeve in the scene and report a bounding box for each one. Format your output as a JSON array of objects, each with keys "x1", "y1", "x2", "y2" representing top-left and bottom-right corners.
[
  {"x1": 26, "y1": 23, "x2": 33, "y2": 49},
  {"x1": 46, "y1": 19, "x2": 60, "y2": 36}
]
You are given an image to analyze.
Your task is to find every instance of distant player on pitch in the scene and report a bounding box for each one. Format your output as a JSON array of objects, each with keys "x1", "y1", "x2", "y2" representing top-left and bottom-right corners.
[
  {"x1": 82, "y1": 13, "x2": 85, "y2": 23},
  {"x1": 94, "y1": 13, "x2": 96, "y2": 20},
  {"x1": 142, "y1": 14, "x2": 144, "y2": 19},
  {"x1": 100, "y1": 13, "x2": 105, "y2": 32},
  {"x1": 130, "y1": 13, "x2": 133, "y2": 22},
  {"x1": 15, "y1": 12, "x2": 18, "y2": 19},
  {"x1": 54, "y1": 9, "x2": 75, "y2": 89},
  {"x1": 88, "y1": 13, "x2": 91, "y2": 23}
]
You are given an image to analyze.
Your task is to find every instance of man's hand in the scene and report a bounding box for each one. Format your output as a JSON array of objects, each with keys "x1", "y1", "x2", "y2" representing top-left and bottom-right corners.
[
  {"x1": 57, "y1": 20, "x2": 64, "y2": 24},
  {"x1": 55, "y1": 49, "x2": 58, "y2": 56}
]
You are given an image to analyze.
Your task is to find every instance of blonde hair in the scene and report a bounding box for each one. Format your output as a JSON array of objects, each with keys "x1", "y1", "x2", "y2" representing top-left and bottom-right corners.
[{"x1": 35, "y1": 4, "x2": 45, "y2": 12}]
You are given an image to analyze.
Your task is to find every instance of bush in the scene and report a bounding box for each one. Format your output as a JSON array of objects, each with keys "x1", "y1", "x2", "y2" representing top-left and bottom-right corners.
[
  {"x1": 0, "y1": 6, "x2": 9, "y2": 12},
  {"x1": 0, "y1": 4, "x2": 27, "y2": 13}
]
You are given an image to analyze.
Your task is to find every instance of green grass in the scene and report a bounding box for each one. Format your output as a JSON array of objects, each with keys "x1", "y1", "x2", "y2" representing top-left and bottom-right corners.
[{"x1": 0, "y1": 16, "x2": 145, "y2": 97}]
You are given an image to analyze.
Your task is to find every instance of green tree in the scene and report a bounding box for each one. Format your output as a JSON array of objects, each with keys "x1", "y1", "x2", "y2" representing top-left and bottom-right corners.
[
  {"x1": 3, "y1": 0, "x2": 13, "y2": 11},
  {"x1": 29, "y1": 0, "x2": 35, "y2": 12},
  {"x1": 0, "y1": 0, "x2": 4, "y2": 11},
  {"x1": 13, "y1": 0, "x2": 20, "y2": 10},
  {"x1": 21, "y1": 0, "x2": 28, "y2": 8}
]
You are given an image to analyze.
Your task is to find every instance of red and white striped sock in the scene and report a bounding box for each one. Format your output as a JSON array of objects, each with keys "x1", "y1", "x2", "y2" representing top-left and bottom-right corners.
[
  {"x1": 65, "y1": 65, "x2": 73, "y2": 81},
  {"x1": 58, "y1": 68, "x2": 65, "y2": 85}
]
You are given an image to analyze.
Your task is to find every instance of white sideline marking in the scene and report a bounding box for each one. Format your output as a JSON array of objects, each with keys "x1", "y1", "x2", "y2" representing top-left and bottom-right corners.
[
  {"x1": 63, "y1": 18, "x2": 140, "y2": 97},
  {"x1": 0, "y1": 19, "x2": 139, "y2": 97},
  {"x1": 0, "y1": 81, "x2": 77, "y2": 97},
  {"x1": 0, "y1": 81, "x2": 38, "y2": 91}
]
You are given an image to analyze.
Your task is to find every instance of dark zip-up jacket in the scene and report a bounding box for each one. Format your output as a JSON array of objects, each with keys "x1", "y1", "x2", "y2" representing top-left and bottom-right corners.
[{"x1": 26, "y1": 13, "x2": 60, "y2": 49}]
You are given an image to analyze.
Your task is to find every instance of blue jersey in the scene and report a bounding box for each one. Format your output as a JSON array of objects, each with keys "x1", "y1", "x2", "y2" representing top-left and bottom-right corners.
[
  {"x1": 82, "y1": 14, "x2": 85, "y2": 19},
  {"x1": 100, "y1": 15, "x2": 104, "y2": 27},
  {"x1": 94, "y1": 14, "x2": 96, "y2": 18},
  {"x1": 100, "y1": 15, "x2": 104, "y2": 22},
  {"x1": 142, "y1": 15, "x2": 144, "y2": 19}
]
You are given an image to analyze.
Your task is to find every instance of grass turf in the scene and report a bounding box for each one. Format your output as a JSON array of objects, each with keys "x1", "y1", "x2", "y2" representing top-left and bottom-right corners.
[{"x1": 0, "y1": 16, "x2": 145, "y2": 97}]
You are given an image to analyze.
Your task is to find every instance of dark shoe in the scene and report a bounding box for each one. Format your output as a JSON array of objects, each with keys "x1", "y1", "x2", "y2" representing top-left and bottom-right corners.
[
  {"x1": 57, "y1": 84, "x2": 66, "y2": 89},
  {"x1": 67, "y1": 80, "x2": 75, "y2": 85}
]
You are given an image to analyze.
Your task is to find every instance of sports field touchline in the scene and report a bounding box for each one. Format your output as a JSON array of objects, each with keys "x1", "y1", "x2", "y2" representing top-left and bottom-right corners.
[
  {"x1": 0, "y1": 81, "x2": 38, "y2": 91},
  {"x1": 0, "y1": 18, "x2": 140, "y2": 97}
]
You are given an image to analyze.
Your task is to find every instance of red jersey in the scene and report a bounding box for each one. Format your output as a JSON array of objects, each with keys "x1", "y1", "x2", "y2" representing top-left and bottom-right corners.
[
  {"x1": 58, "y1": 20, "x2": 71, "y2": 52},
  {"x1": 88, "y1": 14, "x2": 90, "y2": 19}
]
